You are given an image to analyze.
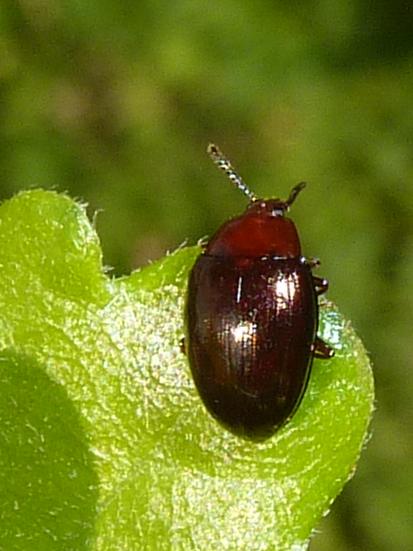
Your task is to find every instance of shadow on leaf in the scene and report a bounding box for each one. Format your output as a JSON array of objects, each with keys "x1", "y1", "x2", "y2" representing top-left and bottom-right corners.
[{"x1": 0, "y1": 350, "x2": 98, "y2": 550}]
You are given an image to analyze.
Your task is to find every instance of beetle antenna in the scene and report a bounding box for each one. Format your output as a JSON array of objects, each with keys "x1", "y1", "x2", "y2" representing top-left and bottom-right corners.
[
  {"x1": 286, "y1": 182, "x2": 306, "y2": 206},
  {"x1": 207, "y1": 143, "x2": 257, "y2": 202}
]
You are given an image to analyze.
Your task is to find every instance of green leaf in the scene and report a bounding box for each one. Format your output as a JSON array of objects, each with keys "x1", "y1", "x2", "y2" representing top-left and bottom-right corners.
[{"x1": 0, "y1": 190, "x2": 374, "y2": 551}]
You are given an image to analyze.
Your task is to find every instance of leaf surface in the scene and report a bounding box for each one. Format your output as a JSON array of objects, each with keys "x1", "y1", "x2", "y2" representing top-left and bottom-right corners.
[{"x1": 0, "y1": 190, "x2": 374, "y2": 550}]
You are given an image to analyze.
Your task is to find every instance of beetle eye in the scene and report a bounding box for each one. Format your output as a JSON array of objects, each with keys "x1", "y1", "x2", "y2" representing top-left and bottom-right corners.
[{"x1": 272, "y1": 207, "x2": 286, "y2": 216}]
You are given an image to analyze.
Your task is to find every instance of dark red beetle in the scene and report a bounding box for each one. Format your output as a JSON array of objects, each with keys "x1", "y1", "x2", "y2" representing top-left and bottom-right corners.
[{"x1": 185, "y1": 144, "x2": 333, "y2": 441}]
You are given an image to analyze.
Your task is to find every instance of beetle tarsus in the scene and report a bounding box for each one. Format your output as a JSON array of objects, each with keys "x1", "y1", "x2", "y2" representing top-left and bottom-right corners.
[
  {"x1": 180, "y1": 337, "x2": 187, "y2": 355},
  {"x1": 314, "y1": 337, "x2": 334, "y2": 359},
  {"x1": 313, "y1": 276, "x2": 329, "y2": 296},
  {"x1": 306, "y1": 257, "x2": 321, "y2": 269}
]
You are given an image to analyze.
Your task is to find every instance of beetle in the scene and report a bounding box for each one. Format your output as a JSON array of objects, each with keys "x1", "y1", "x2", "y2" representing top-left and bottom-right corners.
[{"x1": 184, "y1": 144, "x2": 334, "y2": 441}]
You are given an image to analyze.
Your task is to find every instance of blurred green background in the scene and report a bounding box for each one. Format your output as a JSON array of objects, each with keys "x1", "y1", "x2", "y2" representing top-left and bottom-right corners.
[{"x1": 1, "y1": 1, "x2": 412, "y2": 549}]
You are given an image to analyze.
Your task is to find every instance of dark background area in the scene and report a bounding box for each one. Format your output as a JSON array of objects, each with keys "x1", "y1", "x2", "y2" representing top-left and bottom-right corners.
[{"x1": 1, "y1": 1, "x2": 412, "y2": 549}]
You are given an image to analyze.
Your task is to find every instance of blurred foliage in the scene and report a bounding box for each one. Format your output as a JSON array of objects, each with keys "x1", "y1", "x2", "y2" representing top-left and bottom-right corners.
[{"x1": 0, "y1": 1, "x2": 412, "y2": 549}]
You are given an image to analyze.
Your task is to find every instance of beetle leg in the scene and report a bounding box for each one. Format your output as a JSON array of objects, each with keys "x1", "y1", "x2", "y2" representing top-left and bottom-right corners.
[
  {"x1": 314, "y1": 337, "x2": 334, "y2": 359},
  {"x1": 306, "y1": 257, "x2": 320, "y2": 269},
  {"x1": 180, "y1": 337, "x2": 187, "y2": 355},
  {"x1": 313, "y1": 276, "x2": 329, "y2": 296},
  {"x1": 197, "y1": 236, "x2": 209, "y2": 250}
]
